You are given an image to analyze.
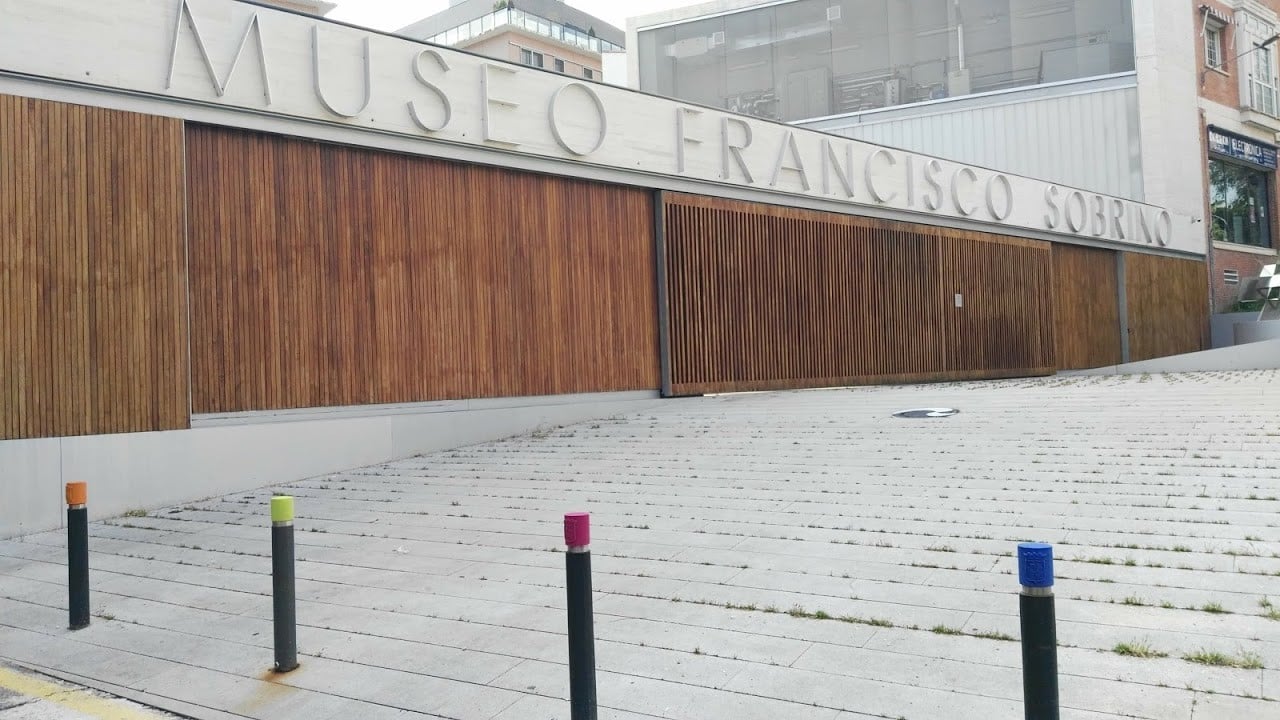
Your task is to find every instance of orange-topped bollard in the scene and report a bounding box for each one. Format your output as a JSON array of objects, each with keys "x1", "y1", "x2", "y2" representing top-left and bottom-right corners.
[
  {"x1": 65, "y1": 482, "x2": 90, "y2": 630},
  {"x1": 65, "y1": 482, "x2": 87, "y2": 506}
]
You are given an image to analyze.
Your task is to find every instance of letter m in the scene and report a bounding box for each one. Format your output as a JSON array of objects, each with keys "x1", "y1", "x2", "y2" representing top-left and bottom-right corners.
[{"x1": 167, "y1": 0, "x2": 272, "y2": 103}]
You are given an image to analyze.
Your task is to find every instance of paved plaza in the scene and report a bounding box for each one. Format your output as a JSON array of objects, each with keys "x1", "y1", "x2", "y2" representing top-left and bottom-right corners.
[{"x1": 2, "y1": 372, "x2": 1280, "y2": 720}]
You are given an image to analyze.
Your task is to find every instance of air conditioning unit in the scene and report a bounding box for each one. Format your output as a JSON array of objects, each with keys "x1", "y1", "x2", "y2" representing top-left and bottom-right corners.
[
  {"x1": 710, "y1": 30, "x2": 725, "y2": 47},
  {"x1": 827, "y1": 5, "x2": 841, "y2": 21}
]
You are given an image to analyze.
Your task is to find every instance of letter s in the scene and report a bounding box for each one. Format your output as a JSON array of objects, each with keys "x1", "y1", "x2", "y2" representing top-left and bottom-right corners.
[
  {"x1": 409, "y1": 49, "x2": 451, "y2": 132},
  {"x1": 1044, "y1": 185, "x2": 1062, "y2": 229}
]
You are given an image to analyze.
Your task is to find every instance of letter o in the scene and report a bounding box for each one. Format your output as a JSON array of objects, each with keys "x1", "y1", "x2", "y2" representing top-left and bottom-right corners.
[
  {"x1": 549, "y1": 82, "x2": 608, "y2": 156},
  {"x1": 1156, "y1": 211, "x2": 1173, "y2": 247},
  {"x1": 985, "y1": 174, "x2": 1013, "y2": 221},
  {"x1": 1065, "y1": 191, "x2": 1087, "y2": 233}
]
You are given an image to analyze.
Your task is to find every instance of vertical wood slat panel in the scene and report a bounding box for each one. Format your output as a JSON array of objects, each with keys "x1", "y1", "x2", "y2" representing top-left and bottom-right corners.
[
  {"x1": 0, "y1": 93, "x2": 188, "y2": 440},
  {"x1": 1052, "y1": 244, "x2": 1122, "y2": 370},
  {"x1": 662, "y1": 193, "x2": 1056, "y2": 396},
  {"x1": 185, "y1": 125, "x2": 660, "y2": 414},
  {"x1": 1125, "y1": 253, "x2": 1209, "y2": 362}
]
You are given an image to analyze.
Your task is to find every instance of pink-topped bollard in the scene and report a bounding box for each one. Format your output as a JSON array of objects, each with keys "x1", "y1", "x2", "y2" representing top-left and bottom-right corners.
[
  {"x1": 564, "y1": 511, "x2": 591, "y2": 549},
  {"x1": 564, "y1": 512, "x2": 597, "y2": 720}
]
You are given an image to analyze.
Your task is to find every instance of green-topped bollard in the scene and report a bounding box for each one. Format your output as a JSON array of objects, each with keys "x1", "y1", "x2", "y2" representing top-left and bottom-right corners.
[{"x1": 271, "y1": 495, "x2": 298, "y2": 673}]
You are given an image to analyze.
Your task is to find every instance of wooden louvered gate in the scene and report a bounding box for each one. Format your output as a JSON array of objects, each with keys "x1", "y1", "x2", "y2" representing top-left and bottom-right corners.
[{"x1": 658, "y1": 193, "x2": 1057, "y2": 396}]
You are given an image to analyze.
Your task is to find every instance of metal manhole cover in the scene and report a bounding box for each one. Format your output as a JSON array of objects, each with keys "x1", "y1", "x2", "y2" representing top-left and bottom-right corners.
[{"x1": 893, "y1": 408, "x2": 959, "y2": 418}]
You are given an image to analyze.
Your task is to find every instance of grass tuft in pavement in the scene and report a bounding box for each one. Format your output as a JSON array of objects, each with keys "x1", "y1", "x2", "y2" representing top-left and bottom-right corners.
[
  {"x1": 1182, "y1": 649, "x2": 1264, "y2": 669},
  {"x1": 1113, "y1": 641, "x2": 1167, "y2": 659}
]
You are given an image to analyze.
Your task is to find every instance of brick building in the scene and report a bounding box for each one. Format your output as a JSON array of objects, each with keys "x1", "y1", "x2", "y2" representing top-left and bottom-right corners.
[{"x1": 1196, "y1": 0, "x2": 1280, "y2": 311}]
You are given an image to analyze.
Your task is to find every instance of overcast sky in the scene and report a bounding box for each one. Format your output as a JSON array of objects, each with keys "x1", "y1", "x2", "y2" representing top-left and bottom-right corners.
[{"x1": 328, "y1": 0, "x2": 696, "y2": 33}]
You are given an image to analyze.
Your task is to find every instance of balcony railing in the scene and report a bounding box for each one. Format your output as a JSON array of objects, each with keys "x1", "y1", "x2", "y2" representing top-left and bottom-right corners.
[
  {"x1": 427, "y1": 8, "x2": 623, "y2": 54},
  {"x1": 1248, "y1": 74, "x2": 1279, "y2": 117}
]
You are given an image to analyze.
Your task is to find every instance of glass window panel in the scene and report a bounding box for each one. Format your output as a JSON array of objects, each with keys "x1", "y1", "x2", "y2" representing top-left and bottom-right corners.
[
  {"x1": 722, "y1": 6, "x2": 774, "y2": 118},
  {"x1": 829, "y1": 1, "x2": 897, "y2": 113},
  {"x1": 662, "y1": 15, "x2": 728, "y2": 111},
  {"x1": 770, "y1": 0, "x2": 833, "y2": 120},
  {"x1": 1210, "y1": 158, "x2": 1273, "y2": 248},
  {"x1": 1015, "y1": 0, "x2": 1134, "y2": 85}
]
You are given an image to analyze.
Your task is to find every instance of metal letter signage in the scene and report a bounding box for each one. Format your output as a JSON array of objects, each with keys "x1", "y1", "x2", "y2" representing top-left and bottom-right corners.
[
  {"x1": 0, "y1": 0, "x2": 1200, "y2": 255},
  {"x1": 312, "y1": 27, "x2": 373, "y2": 118},
  {"x1": 408, "y1": 49, "x2": 451, "y2": 132},
  {"x1": 548, "y1": 83, "x2": 607, "y2": 156},
  {"x1": 167, "y1": 0, "x2": 271, "y2": 103}
]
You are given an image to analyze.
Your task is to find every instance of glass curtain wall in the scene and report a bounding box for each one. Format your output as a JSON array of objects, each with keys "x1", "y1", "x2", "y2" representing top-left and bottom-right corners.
[{"x1": 637, "y1": 0, "x2": 1136, "y2": 122}]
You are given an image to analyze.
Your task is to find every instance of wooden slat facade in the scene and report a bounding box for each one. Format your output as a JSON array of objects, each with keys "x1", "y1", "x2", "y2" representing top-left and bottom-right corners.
[
  {"x1": 0, "y1": 93, "x2": 1219, "y2": 437},
  {"x1": 1052, "y1": 244, "x2": 1123, "y2": 370},
  {"x1": 185, "y1": 125, "x2": 660, "y2": 414},
  {"x1": 1125, "y1": 253, "x2": 1209, "y2": 362},
  {"x1": 0, "y1": 94, "x2": 188, "y2": 440},
  {"x1": 661, "y1": 193, "x2": 1055, "y2": 396}
]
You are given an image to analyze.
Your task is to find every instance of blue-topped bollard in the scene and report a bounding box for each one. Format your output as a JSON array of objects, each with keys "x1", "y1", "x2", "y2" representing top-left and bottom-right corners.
[{"x1": 1018, "y1": 542, "x2": 1059, "y2": 720}]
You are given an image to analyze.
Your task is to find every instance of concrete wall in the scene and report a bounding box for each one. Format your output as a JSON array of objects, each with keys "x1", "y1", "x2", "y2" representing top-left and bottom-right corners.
[
  {"x1": 1, "y1": 391, "x2": 664, "y2": 539},
  {"x1": 1236, "y1": 318, "x2": 1280, "y2": 343},
  {"x1": 1133, "y1": 0, "x2": 1207, "y2": 238},
  {"x1": 1069, "y1": 337, "x2": 1280, "y2": 375},
  {"x1": 1212, "y1": 311, "x2": 1258, "y2": 347}
]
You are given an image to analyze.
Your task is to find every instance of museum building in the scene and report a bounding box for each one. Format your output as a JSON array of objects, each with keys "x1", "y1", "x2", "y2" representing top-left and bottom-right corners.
[{"x1": 0, "y1": 0, "x2": 1208, "y2": 535}]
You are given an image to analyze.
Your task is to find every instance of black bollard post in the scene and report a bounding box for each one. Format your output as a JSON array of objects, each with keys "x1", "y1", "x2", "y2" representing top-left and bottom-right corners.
[
  {"x1": 1018, "y1": 542, "x2": 1059, "y2": 720},
  {"x1": 66, "y1": 482, "x2": 90, "y2": 631},
  {"x1": 271, "y1": 496, "x2": 299, "y2": 673},
  {"x1": 564, "y1": 512, "x2": 597, "y2": 720}
]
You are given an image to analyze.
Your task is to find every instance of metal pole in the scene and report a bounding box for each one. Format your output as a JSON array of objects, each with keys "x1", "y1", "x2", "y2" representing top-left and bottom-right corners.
[
  {"x1": 65, "y1": 482, "x2": 90, "y2": 631},
  {"x1": 271, "y1": 496, "x2": 298, "y2": 673},
  {"x1": 1018, "y1": 542, "x2": 1059, "y2": 720},
  {"x1": 564, "y1": 512, "x2": 597, "y2": 720}
]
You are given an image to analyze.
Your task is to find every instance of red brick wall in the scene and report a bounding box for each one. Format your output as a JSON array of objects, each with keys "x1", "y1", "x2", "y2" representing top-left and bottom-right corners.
[
  {"x1": 1210, "y1": 247, "x2": 1277, "y2": 310},
  {"x1": 1196, "y1": 0, "x2": 1240, "y2": 107}
]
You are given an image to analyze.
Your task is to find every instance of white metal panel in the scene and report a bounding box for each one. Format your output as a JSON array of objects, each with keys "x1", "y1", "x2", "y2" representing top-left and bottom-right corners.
[{"x1": 798, "y1": 82, "x2": 1144, "y2": 200}]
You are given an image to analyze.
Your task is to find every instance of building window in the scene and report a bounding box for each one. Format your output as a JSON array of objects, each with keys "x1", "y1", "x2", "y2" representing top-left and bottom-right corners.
[
  {"x1": 583, "y1": 67, "x2": 595, "y2": 80},
  {"x1": 520, "y1": 48, "x2": 544, "y2": 68},
  {"x1": 1206, "y1": 25, "x2": 1224, "y2": 69},
  {"x1": 1209, "y1": 158, "x2": 1273, "y2": 248},
  {"x1": 1252, "y1": 44, "x2": 1279, "y2": 116},
  {"x1": 554, "y1": 58, "x2": 565, "y2": 73}
]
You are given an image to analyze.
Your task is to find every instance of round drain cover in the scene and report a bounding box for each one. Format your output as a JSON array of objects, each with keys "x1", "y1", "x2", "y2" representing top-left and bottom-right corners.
[{"x1": 893, "y1": 408, "x2": 959, "y2": 419}]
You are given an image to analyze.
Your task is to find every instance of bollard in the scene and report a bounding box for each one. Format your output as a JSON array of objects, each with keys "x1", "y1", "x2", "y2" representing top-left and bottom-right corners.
[
  {"x1": 1018, "y1": 542, "x2": 1059, "y2": 720},
  {"x1": 66, "y1": 482, "x2": 90, "y2": 631},
  {"x1": 271, "y1": 496, "x2": 299, "y2": 673},
  {"x1": 564, "y1": 512, "x2": 597, "y2": 720}
]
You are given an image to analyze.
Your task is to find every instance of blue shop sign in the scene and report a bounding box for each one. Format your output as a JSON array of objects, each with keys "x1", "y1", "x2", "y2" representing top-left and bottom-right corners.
[{"x1": 1208, "y1": 126, "x2": 1278, "y2": 169}]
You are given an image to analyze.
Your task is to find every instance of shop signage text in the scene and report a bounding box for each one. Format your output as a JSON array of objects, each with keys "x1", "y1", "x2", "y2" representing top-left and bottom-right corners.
[{"x1": 1208, "y1": 126, "x2": 1278, "y2": 170}]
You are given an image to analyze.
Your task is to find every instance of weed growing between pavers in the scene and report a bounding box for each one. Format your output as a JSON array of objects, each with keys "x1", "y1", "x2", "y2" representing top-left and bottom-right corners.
[
  {"x1": 1182, "y1": 649, "x2": 1264, "y2": 669},
  {"x1": 1113, "y1": 641, "x2": 1168, "y2": 659}
]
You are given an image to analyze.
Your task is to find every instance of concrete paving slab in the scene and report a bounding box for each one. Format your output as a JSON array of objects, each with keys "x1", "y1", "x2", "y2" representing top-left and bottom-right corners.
[{"x1": 5, "y1": 373, "x2": 1280, "y2": 719}]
